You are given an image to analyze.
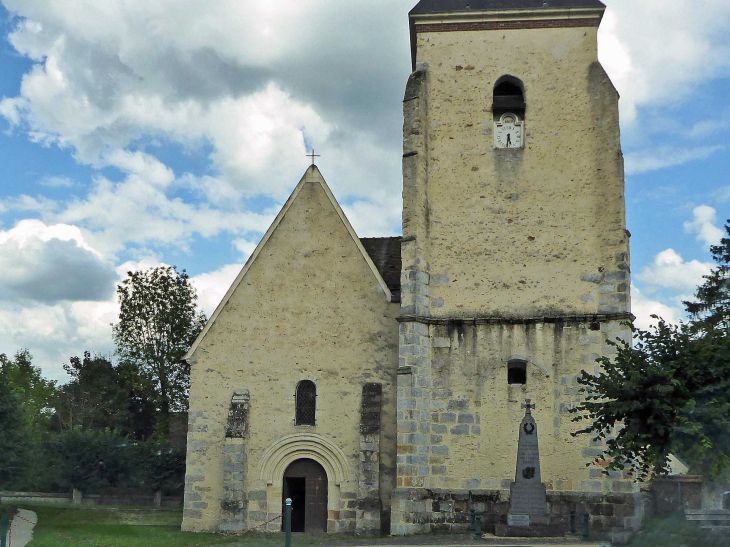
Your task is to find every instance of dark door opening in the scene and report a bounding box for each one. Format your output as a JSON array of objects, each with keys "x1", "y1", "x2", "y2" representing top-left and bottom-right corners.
[
  {"x1": 283, "y1": 477, "x2": 306, "y2": 532},
  {"x1": 282, "y1": 459, "x2": 328, "y2": 533}
]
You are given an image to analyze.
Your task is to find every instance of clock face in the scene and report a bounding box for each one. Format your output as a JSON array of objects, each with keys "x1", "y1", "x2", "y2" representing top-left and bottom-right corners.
[{"x1": 494, "y1": 113, "x2": 524, "y2": 149}]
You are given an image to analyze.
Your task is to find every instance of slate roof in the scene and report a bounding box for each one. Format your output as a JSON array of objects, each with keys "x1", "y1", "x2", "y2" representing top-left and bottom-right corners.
[
  {"x1": 360, "y1": 237, "x2": 402, "y2": 302},
  {"x1": 410, "y1": 0, "x2": 605, "y2": 15}
]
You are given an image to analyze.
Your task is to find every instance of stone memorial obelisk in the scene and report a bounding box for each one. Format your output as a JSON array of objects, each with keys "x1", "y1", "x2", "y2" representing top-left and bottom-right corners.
[{"x1": 496, "y1": 400, "x2": 561, "y2": 537}]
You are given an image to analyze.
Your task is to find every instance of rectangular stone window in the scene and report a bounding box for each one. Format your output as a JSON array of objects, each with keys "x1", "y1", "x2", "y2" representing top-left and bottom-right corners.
[{"x1": 508, "y1": 360, "x2": 527, "y2": 385}]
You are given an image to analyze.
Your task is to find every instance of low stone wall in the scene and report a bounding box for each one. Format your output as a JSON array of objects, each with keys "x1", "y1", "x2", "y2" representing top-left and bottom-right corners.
[
  {"x1": 0, "y1": 491, "x2": 183, "y2": 508},
  {"x1": 392, "y1": 488, "x2": 639, "y2": 543},
  {"x1": 0, "y1": 492, "x2": 70, "y2": 505}
]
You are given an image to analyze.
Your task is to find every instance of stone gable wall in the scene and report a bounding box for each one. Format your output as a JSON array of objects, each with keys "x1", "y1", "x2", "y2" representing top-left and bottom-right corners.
[{"x1": 182, "y1": 176, "x2": 399, "y2": 533}]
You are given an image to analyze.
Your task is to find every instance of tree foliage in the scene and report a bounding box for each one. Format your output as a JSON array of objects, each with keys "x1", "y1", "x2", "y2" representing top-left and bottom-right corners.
[
  {"x1": 573, "y1": 221, "x2": 730, "y2": 481},
  {"x1": 47, "y1": 429, "x2": 130, "y2": 492},
  {"x1": 0, "y1": 374, "x2": 28, "y2": 487},
  {"x1": 0, "y1": 350, "x2": 58, "y2": 489},
  {"x1": 44, "y1": 430, "x2": 185, "y2": 494},
  {"x1": 0, "y1": 349, "x2": 57, "y2": 429},
  {"x1": 55, "y1": 352, "x2": 156, "y2": 439},
  {"x1": 112, "y1": 266, "x2": 206, "y2": 435},
  {"x1": 684, "y1": 222, "x2": 730, "y2": 332}
]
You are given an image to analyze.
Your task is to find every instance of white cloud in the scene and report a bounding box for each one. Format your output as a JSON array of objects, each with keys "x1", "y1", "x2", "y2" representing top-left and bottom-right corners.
[
  {"x1": 684, "y1": 205, "x2": 724, "y2": 247},
  {"x1": 599, "y1": 1, "x2": 730, "y2": 124},
  {"x1": 105, "y1": 149, "x2": 174, "y2": 188},
  {"x1": 714, "y1": 186, "x2": 730, "y2": 204},
  {"x1": 40, "y1": 155, "x2": 274, "y2": 255},
  {"x1": 0, "y1": 0, "x2": 409, "y2": 204},
  {"x1": 0, "y1": 219, "x2": 117, "y2": 304},
  {"x1": 233, "y1": 239, "x2": 258, "y2": 259},
  {"x1": 0, "y1": 298, "x2": 120, "y2": 382},
  {"x1": 342, "y1": 192, "x2": 402, "y2": 238},
  {"x1": 624, "y1": 145, "x2": 724, "y2": 175},
  {"x1": 636, "y1": 248, "x2": 713, "y2": 293},
  {"x1": 39, "y1": 175, "x2": 76, "y2": 188},
  {"x1": 631, "y1": 287, "x2": 684, "y2": 330},
  {"x1": 1, "y1": 194, "x2": 57, "y2": 215},
  {"x1": 687, "y1": 115, "x2": 730, "y2": 140},
  {"x1": 190, "y1": 263, "x2": 243, "y2": 317}
]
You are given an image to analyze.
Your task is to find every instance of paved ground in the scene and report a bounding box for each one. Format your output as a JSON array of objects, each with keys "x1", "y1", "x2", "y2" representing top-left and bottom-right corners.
[
  {"x1": 305, "y1": 533, "x2": 607, "y2": 547},
  {"x1": 6, "y1": 509, "x2": 37, "y2": 547}
]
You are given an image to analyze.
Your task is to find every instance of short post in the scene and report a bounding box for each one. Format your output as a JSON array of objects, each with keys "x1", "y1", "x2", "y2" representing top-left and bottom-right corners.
[
  {"x1": 1, "y1": 514, "x2": 8, "y2": 547},
  {"x1": 582, "y1": 512, "x2": 590, "y2": 540},
  {"x1": 469, "y1": 509, "x2": 476, "y2": 532},
  {"x1": 285, "y1": 497, "x2": 292, "y2": 547},
  {"x1": 473, "y1": 510, "x2": 482, "y2": 538},
  {"x1": 570, "y1": 510, "x2": 576, "y2": 534}
]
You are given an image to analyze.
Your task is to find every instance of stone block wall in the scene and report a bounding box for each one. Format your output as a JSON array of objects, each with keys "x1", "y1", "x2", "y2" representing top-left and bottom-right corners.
[
  {"x1": 357, "y1": 383, "x2": 383, "y2": 535},
  {"x1": 393, "y1": 488, "x2": 639, "y2": 542},
  {"x1": 391, "y1": 317, "x2": 635, "y2": 535},
  {"x1": 219, "y1": 391, "x2": 249, "y2": 532}
]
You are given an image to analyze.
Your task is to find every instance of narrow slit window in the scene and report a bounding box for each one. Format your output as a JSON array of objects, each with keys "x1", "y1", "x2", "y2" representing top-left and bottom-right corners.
[
  {"x1": 508, "y1": 360, "x2": 527, "y2": 385},
  {"x1": 295, "y1": 380, "x2": 316, "y2": 426}
]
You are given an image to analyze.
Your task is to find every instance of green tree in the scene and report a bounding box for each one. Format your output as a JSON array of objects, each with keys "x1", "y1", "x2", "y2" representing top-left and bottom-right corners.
[
  {"x1": 112, "y1": 266, "x2": 206, "y2": 437},
  {"x1": 57, "y1": 352, "x2": 132, "y2": 432},
  {"x1": 0, "y1": 350, "x2": 58, "y2": 489},
  {"x1": 572, "y1": 222, "x2": 730, "y2": 480},
  {"x1": 685, "y1": 221, "x2": 730, "y2": 332},
  {"x1": 0, "y1": 349, "x2": 57, "y2": 429},
  {"x1": 46, "y1": 429, "x2": 130, "y2": 493},
  {"x1": 0, "y1": 376, "x2": 28, "y2": 487}
]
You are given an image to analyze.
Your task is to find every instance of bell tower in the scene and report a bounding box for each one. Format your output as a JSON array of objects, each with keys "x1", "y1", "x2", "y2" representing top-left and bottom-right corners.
[{"x1": 393, "y1": 0, "x2": 637, "y2": 537}]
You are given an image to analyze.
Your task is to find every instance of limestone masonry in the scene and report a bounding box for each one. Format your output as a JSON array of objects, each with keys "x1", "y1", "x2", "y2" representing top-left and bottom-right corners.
[{"x1": 183, "y1": 0, "x2": 638, "y2": 542}]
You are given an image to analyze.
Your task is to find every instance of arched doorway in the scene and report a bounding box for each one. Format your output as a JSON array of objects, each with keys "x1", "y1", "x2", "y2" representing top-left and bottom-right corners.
[{"x1": 282, "y1": 458, "x2": 328, "y2": 532}]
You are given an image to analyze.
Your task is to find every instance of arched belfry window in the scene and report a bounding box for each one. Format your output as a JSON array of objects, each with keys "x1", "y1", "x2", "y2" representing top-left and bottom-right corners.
[
  {"x1": 493, "y1": 76, "x2": 526, "y2": 149},
  {"x1": 493, "y1": 76, "x2": 526, "y2": 118},
  {"x1": 295, "y1": 380, "x2": 317, "y2": 426}
]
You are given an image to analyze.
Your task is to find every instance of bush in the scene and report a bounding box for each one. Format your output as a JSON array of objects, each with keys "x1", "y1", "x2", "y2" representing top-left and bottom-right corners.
[{"x1": 41, "y1": 429, "x2": 186, "y2": 495}]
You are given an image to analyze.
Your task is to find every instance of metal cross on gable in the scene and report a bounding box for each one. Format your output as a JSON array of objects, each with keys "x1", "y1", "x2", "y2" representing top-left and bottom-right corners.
[
  {"x1": 307, "y1": 149, "x2": 321, "y2": 166},
  {"x1": 522, "y1": 399, "x2": 536, "y2": 413}
]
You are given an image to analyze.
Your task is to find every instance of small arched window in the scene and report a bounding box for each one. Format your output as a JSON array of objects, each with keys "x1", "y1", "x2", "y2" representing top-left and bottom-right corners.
[
  {"x1": 493, "y1": 76, "x2": 526, "y2": 118},
  {"x1": 295, "y1": 380, "x2": 317, "y2": 426},
  {"x1": 508, "y1": 360, "x2": 528, "y2": 385}
]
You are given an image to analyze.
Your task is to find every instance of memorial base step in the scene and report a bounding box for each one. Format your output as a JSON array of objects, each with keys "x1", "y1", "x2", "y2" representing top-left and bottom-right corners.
[{"x1": 494, "y1": 523, "x2": 567, "y2": 537}]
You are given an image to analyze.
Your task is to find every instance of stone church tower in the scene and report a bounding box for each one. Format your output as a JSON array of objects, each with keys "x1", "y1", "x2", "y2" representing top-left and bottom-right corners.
[
  {"x1": 391, "y1": 0, "x2": 634, "y2": 535},
  {"x1": 182, "y1": 0, "x2": 638, "y2": 541}
]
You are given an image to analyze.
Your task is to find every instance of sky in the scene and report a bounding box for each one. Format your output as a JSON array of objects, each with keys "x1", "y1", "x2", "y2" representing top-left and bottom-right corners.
[{"x1": 0, "y1": 0, "x2": 728, "y2": 383}]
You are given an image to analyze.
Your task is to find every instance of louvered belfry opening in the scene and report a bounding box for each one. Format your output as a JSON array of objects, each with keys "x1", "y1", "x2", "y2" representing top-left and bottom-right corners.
[
  {"x1": 493, "y1": 76, "x2": 526, "y2": 120},
  {"x1": 296, "y1": 380, "x2": 317, "y2": 426}
]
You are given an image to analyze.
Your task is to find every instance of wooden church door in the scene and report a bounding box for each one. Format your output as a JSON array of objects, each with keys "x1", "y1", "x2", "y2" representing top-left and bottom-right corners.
[{"x1": 282, "y1": 459, "x2": 328, "y2": 532}]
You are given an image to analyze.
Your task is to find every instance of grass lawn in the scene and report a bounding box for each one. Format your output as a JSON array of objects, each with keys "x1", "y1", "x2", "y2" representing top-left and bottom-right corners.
[
  {"x1": 13, "y1": 503, "x2": 727, "y2": 547},
  {"x1": 2, "y1": 503, "x2": 364, "y2": 547},
  {"x1": 3, "y1": 503, "x2": 231, "y2": 547}
]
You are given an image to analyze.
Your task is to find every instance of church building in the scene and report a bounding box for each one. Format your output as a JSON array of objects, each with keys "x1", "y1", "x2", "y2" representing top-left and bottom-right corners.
[{"x1": 182, "y1": 0, "x2": 638, "y2": 540}]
